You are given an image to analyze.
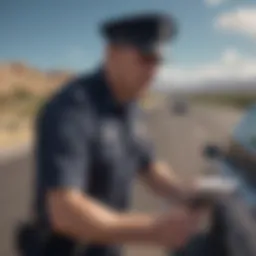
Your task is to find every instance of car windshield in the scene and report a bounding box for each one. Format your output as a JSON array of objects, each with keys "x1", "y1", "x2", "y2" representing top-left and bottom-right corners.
[
  {"x1": 233, "y1": 105, "x2": 256, "y2": 153},
  {"x1": 225, "y1": 105, "x2": 256, "y2": 186}
]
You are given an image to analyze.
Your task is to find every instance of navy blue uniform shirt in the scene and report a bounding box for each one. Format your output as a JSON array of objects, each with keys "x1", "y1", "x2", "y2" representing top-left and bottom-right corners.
[{"x1": 34, "y1": 68, "x2": 155, "y2": 256}]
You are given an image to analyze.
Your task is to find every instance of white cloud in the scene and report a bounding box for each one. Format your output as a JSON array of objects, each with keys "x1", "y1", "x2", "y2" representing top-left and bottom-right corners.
[
  {"x1": 221, "y1": 48, "x2": 241, "y2": 65},
  {"x1": 204, "y1": 0, "x2": 228, "y2": 7},
  {"x1": 215, "y1": 8, "x2": 256, "y2": 38},
  {"x1": 156, "y1": 48, "x2": 256, "y2": 89}
]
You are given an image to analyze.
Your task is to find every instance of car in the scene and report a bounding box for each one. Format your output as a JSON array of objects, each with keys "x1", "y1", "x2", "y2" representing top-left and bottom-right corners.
[
  {"x1": 204, "y1": 104, "x2": 256, "y2": 187},
  {"x1": 171, "y1": 100, "x2": 189, "y2": 115},
  {"x1": 173, "y1": 104, "x2": 256, "y2": 256}
]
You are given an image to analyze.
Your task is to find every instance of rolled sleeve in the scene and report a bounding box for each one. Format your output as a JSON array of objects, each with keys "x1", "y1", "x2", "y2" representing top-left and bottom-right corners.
[{"x1": 36, "y1": 102, "x2": 91, "y2": 191}]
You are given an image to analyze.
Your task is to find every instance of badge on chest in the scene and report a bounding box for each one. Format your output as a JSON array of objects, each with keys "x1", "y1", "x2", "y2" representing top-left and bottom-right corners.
[
  {"x1": 132, "y1": 119, "x2": 149, "y2": 141},
  {"x1": 100, "y1": 118, "x2": 123, "y2": 154}
]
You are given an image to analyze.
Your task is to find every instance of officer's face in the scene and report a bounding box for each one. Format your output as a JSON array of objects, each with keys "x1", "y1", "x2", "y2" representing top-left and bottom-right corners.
[{"x1": 112, "y1": 45, "x2": 160, "y2": 97}]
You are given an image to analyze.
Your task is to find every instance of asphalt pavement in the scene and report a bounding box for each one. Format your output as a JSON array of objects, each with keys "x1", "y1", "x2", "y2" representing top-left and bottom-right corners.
[{"x1": 0, "y1": 104, "x2": 243, "y2": 256}]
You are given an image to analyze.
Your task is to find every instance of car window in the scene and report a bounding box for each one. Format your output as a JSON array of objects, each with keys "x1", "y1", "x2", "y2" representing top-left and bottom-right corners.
[{"x1": 232, "y1": 105, "x2": 256, "y2": 153}]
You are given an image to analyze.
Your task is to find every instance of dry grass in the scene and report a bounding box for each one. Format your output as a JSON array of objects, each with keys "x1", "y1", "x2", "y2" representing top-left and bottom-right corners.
[
  {"x1": 191, "y1": 93, "x2": 256, "y2": 109},
  {"x1": 0, "y1": 90, "x2": 43, "y2": 149},
  {"x1": 0, "y1": 127, "x2": 32, "y2": 149},
  {"x1": 0, "y1": 62, "x2": 74, "y2": 150},
  {"x1": 0, "y1": 114, "x2": 31, "y2": 149},
  {"x1": 0, "y1": 97, "x2": 44, "y2": 149}
]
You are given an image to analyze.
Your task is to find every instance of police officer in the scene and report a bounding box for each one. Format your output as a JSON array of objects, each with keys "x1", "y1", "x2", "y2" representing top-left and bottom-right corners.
[{"x1": 25, "y1": 12, "x2": 206, "y2": 256}]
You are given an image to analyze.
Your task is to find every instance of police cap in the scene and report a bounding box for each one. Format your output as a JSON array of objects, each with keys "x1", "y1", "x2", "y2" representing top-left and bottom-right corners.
[{"x1": 100, "y1": 12, "x2": 178, "y2": 56}]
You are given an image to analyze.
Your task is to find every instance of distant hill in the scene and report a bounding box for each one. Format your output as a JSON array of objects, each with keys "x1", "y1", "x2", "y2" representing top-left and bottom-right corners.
[
  {"x1": 187, "y1": 80, "x2": 256, "y2": 95},
  {"x1": 0, "y1": 62, "x2": 75, "y2": 96},
  {"x1": 155, "y1": 79, "x2": 256, "y2": 95}
]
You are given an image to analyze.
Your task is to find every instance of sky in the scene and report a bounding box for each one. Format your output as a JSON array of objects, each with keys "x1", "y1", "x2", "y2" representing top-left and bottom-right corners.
[{"x1": 1, "y1": 0, "x2": 256, "y2": 89}]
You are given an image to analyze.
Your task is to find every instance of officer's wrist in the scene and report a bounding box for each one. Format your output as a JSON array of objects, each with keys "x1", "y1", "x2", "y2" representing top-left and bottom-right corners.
[
  {"x1": 167, "y1": 180, "x2": 195, "y2": 204},
  {"x1": 106, "y1": 213, "x2": 157, "y2": 244}
]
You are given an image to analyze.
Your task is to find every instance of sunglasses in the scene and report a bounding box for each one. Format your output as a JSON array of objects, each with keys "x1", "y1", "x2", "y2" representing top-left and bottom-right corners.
[{"x1": 138, "y1": 51, "x2": 163, "y2": 65}]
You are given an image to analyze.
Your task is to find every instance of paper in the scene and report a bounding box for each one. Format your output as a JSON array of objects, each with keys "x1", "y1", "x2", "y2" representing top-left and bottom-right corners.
[{"x1": 195, "y1": 176, "x2": 239, "y2": 199}]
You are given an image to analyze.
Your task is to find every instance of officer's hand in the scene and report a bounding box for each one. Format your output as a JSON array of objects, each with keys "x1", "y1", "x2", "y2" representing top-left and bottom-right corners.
[
  {"x1": 152, "y1": 207, "x2": 203, "y2": 249},
  {"x1": 175, "y1": 177, "x2": 236, "y2": 210}
]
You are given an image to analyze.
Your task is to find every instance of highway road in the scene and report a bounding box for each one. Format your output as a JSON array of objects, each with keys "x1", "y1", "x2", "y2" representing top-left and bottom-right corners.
[{"x1": 0, "y1": 104, "x2": 243, "y2": 256}]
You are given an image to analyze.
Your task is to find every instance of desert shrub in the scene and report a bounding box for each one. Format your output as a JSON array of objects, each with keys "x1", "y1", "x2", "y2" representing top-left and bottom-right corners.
[{"x1": 192, "y1": 93, "x2": 256, "y2": 109}]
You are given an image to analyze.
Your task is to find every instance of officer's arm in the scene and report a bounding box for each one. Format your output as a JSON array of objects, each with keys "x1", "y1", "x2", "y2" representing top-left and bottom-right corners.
[
  {"x1": 40, "y1": 102, "x2": 158, "y2": 245},
  {"x1": 139, "y1": 161, "x2": 184, "y2": 199},
  {"x1": 135, "y1": 129, "x2": 183, "y2": 199},
  {"x1": 48, "y1": 189, "x2": 157, "y2": 244}
]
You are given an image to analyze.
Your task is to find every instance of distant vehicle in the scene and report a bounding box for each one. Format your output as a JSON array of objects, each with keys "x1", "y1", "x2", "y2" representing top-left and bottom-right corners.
[
  {"x1": 171, "y1": 99, "x2": 189, "y2": 115},
  {"x1": 173, "y1": 104, "x2": 256, "y2": 256}
]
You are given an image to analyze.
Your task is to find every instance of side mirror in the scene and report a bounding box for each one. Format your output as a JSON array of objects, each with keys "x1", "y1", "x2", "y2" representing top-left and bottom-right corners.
[{"x1": 202, "y1": 144, "x2": 222, "y2": 159}]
